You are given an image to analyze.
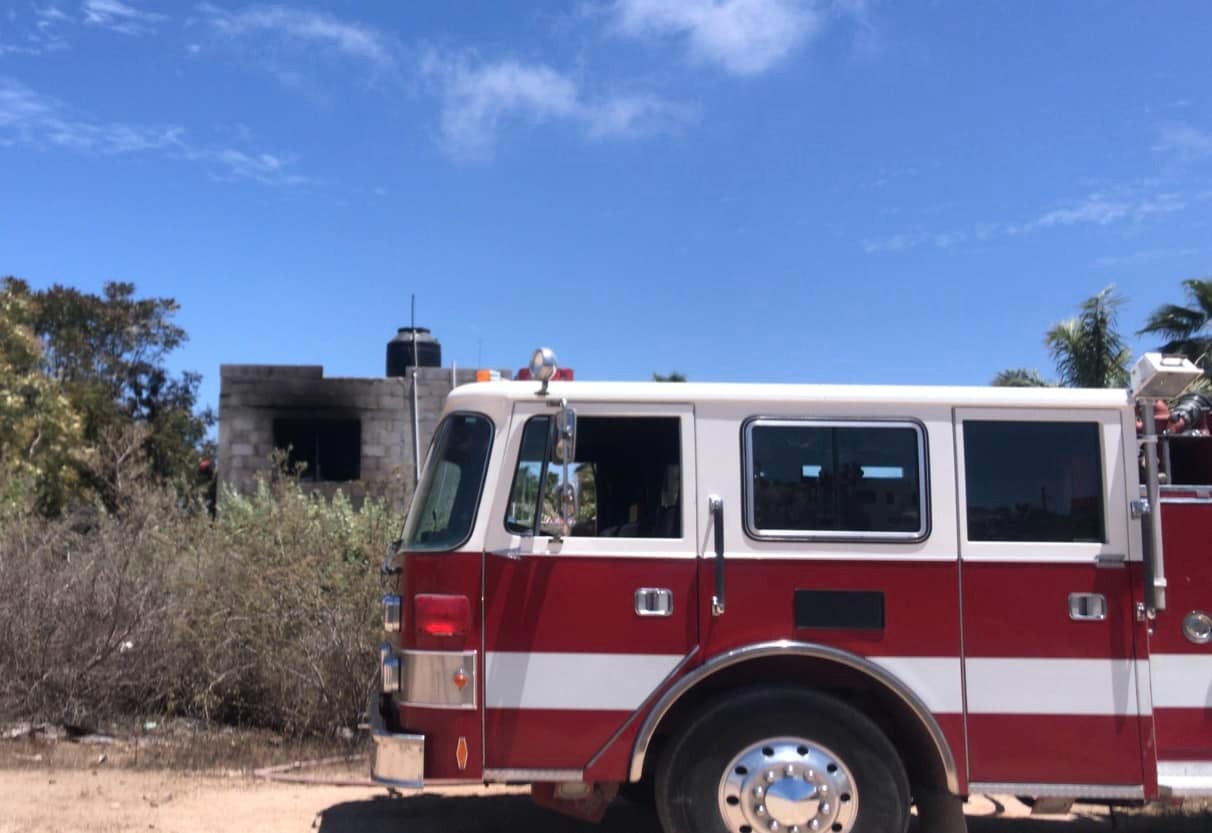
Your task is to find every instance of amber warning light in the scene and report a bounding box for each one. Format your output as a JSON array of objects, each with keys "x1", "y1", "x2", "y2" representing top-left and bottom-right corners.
[{"x1": 414, "y1": 593, "x2": 471, "y2": 638}]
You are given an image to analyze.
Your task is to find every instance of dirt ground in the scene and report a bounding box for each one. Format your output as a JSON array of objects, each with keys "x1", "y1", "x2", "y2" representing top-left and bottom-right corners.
[
  {"x1": 3, "y1": 767, "x2": 1211, "y2": 833},
  {"x1": 1, "y1": 732, "x2": 1209, "y2": 833}
]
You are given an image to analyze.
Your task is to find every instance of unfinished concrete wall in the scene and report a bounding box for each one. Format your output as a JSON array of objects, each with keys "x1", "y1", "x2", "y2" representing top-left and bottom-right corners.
[{"x1": 217, "y1": 364, "x2": 511, "y2": 507}]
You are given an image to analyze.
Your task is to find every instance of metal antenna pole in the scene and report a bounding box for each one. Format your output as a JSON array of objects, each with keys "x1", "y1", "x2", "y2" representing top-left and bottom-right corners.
[{"x1": 410, "y1": 294, "x2": 420, "y2": 489}]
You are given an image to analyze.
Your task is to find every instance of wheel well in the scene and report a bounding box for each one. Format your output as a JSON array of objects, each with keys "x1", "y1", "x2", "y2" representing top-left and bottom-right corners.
[{"x1": 639, "y1": 654, "x2": 954, "y2": 799}]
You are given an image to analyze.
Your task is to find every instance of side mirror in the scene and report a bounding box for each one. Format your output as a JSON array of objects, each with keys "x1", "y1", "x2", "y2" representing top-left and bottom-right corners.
[
  {"x1": 558, "y1": 481, "x2": 578, "y2": 527},
  {"x1": 550, "y1": 406, "x2": 577, "y2": 539},
  {"x1": 552, "y1": 406, "x2": 577, "y2": 465}
]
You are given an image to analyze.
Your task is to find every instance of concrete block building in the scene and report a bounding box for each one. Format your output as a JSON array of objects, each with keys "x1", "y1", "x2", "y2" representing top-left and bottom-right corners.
[{"x1": 217, "y1": 328, "x2": 510, "y2": 504}]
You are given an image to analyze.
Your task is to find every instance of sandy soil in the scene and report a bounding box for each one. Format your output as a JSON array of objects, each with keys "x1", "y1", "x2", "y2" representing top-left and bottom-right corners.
[
  {"x1": 2, "y1": 764, "x2": 1210, "y2": 833},
  {"x1": 1, "y1": 732, "x2": 1208, "y2": 833}
]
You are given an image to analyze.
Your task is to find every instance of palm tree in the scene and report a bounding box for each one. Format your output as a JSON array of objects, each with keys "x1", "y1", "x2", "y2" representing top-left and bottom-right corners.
[
  {"x1": 1138, "y1": 277, "x2": 1212, "y2": 378},
  {"x1": 992, "y1": 286, "x2": 1130, "y2": 388},
  {"x1": 991, "y1": 368, "x2": 1053, "y2": 388},
  {"x1": 1045, "y1": 286, "x2": 1131, "y2": 388}
]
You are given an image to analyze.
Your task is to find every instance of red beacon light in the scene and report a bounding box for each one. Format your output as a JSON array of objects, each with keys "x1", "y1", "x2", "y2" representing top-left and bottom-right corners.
[{"x1": 516, "y1": 367, "x2": 575, "y2": 381}]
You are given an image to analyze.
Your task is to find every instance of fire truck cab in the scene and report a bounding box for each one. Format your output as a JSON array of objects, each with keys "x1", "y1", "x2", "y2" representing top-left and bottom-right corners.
[{"x1": 371, "y1": 350, "x2": 1212, "y2": 833}]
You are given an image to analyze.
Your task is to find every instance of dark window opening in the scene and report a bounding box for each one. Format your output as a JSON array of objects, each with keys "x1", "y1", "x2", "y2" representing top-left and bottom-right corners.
[
  {"x1": 273, "y1": 418, "x2": 361, "y2": 482},
  {"x1": 747, "y1": 421, "x2": 925, "y2": 538},
  {"x1": 506, "y1": 416, "x2": 682, "y2": 539},
  {"x1": 963, "y1": 420, "x2": 1105, "y2": 543}
]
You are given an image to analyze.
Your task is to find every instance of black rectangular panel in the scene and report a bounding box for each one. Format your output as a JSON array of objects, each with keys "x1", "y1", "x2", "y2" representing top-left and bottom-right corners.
[{"x1": 794, "y1": 590, "x2": 885, "y2": 630}]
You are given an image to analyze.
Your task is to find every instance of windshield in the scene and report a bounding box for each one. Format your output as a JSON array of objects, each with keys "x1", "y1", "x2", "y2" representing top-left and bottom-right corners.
[{"x1": 402, "y1": 412, "x2": 493, "y2": 552}]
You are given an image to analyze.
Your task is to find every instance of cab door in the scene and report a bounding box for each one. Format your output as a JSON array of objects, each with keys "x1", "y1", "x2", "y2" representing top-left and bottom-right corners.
[
  {"x1": 955, "y1": 408, "x2": 1149, "y2": 790},
  {"x1": 480, "y1": 401, "x2": 699, "y2": 779}
]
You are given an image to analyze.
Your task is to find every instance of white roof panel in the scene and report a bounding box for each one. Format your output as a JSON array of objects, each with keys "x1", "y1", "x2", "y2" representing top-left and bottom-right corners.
[{"x1": 446, "y1": 380, "x2": 1130, "y2": 411}]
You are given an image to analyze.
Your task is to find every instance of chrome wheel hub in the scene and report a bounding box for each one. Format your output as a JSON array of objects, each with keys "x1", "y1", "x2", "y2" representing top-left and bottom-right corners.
[{"x1": 718, "y1": 737, "x2": 857, "y2": 833}]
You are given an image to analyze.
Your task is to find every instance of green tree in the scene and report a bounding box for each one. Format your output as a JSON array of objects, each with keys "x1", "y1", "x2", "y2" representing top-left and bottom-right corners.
[
  {"x1": 991, "y1": 368, "x2": 1054, "y2": 388},
  {"x1": 1138, "y1": 277, "x2": 1212, "y2": 379},
  {"x1": 0, "y1": 289, "x2": 91, "y2": 513},
  {"x1": 3, "y1": 277, "x2": 213, "y2": 509},
  {"x1": 993, "y1": 286, "x2": 1130, "y2": 389},
  {"x1": 652, "y1": 371, "x2": 688, "y2": 382}
]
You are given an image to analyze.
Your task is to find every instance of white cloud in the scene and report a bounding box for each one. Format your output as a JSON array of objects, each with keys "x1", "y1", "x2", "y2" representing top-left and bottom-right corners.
[
  {"x1": 862, "y1": 183, "x2": 1200, "y2": 255},
  {"x1": 198, "y1": 3, "x2": 394, "y2": 69},
  {"x1": 82, "y1": 0, "x2": 166, "y2": 37},
  {"x1": 861, "y1": 227, "x2": 928, "y2": 254},
  {"x1": 1133, "y1": 191, "x2": 1186, "y2": 219},
  {"x1": 1028, "y1": 194, "x2": 1131, "y2": 229},
  {"x1": 0, "y1": 78, "x2": 57, "y2": 128},
  {"x1": 1093, "y1": 248, "x2": 1198, "y2": 268},
  {"x1": 583, "y1": 93, "x2": 693, "y2": 139},
  {"x1": 35, "y1": 6, "x2": 71, "y2": 26},
  {"x1": 422, "y1": 52, "x2": 692, "y2": 161},
  {"x1": 208, "y1": 147, "x2": 308, "y2": 185},
  {"x1": 0, "y1": 5, "x2": 73, "y2": 53},
  {"x1": 0, "y1": 76, "x2": 307, "y2": 185},
  {"x1": 611, "y1": 0, "x2": 823, "y2": 76},
  {"x1": 1153, "y1": 121, "x2": 1212, "y2": 162}
]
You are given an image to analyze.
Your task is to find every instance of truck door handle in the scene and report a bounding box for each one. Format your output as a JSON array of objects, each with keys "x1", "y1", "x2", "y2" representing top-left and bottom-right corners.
[
  {"x1": 635, "y1": 588, "x2": 674, "y2": 617},
  {"x1": 709, "y1": 495, "x2": 725, "y2": 617},
  {"x1": 1069, "y1": 593, "x2": 1107, "y2": 621}
]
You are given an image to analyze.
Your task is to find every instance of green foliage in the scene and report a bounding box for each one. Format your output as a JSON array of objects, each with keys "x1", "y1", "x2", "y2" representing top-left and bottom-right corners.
[
  {"x1": 0, "y1": 288, "x2": 92, "y2": 513},
  {"x1": 993, "y1": 286, "x2": 1130, "y2": 389},
  {"x1": 1044, "y1": 286, "x2": 1130, "y2": 388},
  {"x1": 653, "y1": 371, "x2": 688, "y2": 382},
  {"x1": 2, "y1": 277, "x2": 213, "y2": 512},
  {"x1": 991, "y1": 368, "x2": 1054, "y2": 388},
  {"x1": 1138, "y1": 277, "x2": 1212, "y2": 377}
]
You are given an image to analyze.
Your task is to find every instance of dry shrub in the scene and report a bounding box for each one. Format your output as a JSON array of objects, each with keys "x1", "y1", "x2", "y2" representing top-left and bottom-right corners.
[{"x1": 0, "y1": 476, "x2": 400, "y2": 736}]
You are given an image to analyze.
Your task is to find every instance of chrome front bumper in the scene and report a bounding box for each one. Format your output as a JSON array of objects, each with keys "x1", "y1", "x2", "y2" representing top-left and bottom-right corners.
[{"x1": 369, "y1": 695, "x2": 425, "y2": 788}]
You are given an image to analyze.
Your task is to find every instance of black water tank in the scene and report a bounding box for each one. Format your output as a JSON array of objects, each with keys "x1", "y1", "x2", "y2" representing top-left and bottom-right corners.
[{"x1": 387, "y1": 327, "x2": 441, "y2": 376}]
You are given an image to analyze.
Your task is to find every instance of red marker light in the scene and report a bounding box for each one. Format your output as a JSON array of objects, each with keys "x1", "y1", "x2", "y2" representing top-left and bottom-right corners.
[{"x1": 414, "y1": 594, "x2": 471, "y2": 639}]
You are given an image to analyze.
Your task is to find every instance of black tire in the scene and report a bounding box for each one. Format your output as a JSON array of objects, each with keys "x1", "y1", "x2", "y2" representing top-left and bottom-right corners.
[
  {"x1": 619, "y1": 777, "x2": 656, "y2": 808},
  {"x1": 654, "y1": 687, "x2": 910, "y2": 833}
]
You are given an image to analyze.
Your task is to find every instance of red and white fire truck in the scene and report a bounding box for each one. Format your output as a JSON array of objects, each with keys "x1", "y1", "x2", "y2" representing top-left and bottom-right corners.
[{"x1": 370, "y1": 349, "x2": 1212, "y2": 833}]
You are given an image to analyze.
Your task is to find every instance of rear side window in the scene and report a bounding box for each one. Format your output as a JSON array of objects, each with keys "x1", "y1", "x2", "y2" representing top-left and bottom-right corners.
[
  {"x1": 745, "y1": 420, "x2": 928, "y2": 541},
  {"x1": 963, "y1": 420, "x2": 1105, "y2": 543}
]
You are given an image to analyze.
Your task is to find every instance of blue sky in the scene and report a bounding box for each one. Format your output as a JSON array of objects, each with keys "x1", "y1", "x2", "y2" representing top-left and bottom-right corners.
[{"x1": 3, "y1": 1, "x2": 1211, "y2": 418}]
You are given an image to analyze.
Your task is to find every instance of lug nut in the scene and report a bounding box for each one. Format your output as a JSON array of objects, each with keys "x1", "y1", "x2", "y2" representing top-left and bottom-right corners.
[
  {"x1": 755, "y1": 804, "x2": 767, "y2": 816},
  {"x1": 809, "y1": 821, "x2": 821, "y2": 831},
  {"x1": 785, "y1": 764, "x2": 796, "y2": 777},
  {"x1": 753, "y1": 786, "x2": 766, "y2": 799},
  {"x1": 768, "y1": 822, "x2": 780, "y2": 832},
  {"x1": 766, "y1": 771, "x2": 777, "y2": 782},
  {"x1": 820, "y1": 802, "x2": 831, "y2": 815}
]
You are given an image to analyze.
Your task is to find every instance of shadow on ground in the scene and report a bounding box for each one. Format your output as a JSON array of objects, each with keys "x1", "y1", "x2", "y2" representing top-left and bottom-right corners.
[
  {"x1": 317, "y1": 793, "x2": 661, "y2": 833},
  {"x1": 315, "y1": 794, "x2": 1212, "y2": 833}
]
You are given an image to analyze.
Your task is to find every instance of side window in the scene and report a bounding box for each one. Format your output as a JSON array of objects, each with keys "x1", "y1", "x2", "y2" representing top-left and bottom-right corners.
[
  {"x1": 505, "y1": 415, "x2": 681, "y2": 538},
  {"x1": 963, "y1": 420, "x2": 1105, "y2": 543},
  {"x1": 505, "y1": 416, "x2": 550, "y2": 534},
  {"x1": 746, "y1": 420, "x2": 927, "y2": 540}
]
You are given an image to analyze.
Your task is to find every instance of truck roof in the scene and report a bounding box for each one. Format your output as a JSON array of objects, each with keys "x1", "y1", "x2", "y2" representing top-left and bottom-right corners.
[{"x1": 446, "y1": 380, "x2": 1132, "y2": 410}]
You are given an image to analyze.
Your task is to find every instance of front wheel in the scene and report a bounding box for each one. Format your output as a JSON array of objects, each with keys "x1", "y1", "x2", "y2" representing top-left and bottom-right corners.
[{"x1": 654, "y1": 687, "x2": 910, "y2": 833}]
